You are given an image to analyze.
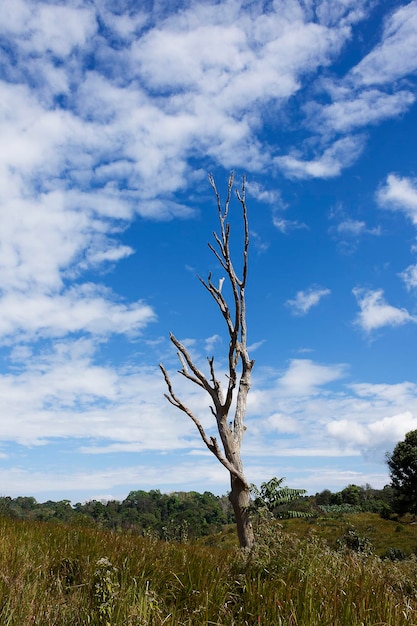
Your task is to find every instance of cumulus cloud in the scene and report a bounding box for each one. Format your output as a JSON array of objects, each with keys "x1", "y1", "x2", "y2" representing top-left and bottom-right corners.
[
  {"x1": 86, "y1": 245, "x2": 135, "y2": 266},
  {"x1": 377, "y1": 174, "x2": 417, "y2": 223},
  {"x1": 307, "y1": 89, "x2": 415, "y2": 134},
  {"x1": 247, "y1": 367, "x2": 417, "y2": 469},
  {"x1": 262, "y1": 412, "x2": 300, "y2": 434},
  {"x1": 328, "y1": 411, "x2": 417, "y2": 452},
  {"x1": 277, "y1": 359, "x2": 346, "y2": 396},
  {"x1": 0, "y1": 339, "x2": 194, "y2": 448},
  {"x1": 0, "y1": 460, "x2": 231, "y2": 499},
  {"x1": 242, "y1": 359, "x2": 417, "y2": 480},
  {"x1": 401, "y1": 264, "x2": 417, "y2": 291},
  {"x1": 297, "y1": 2, "x2": 417, "y2": 172},
  {"x1": 350, "y1": 0, "x2": 417, "y2": 86},
  {"x1": 0, "y1": 0, "x2": 383, "y2": 358},
  {"x1": 0, "y1": 2, "x2": 97, "y2": 58},
  {"x1": 286, "y1": 286, "x2": 331, "y2": 316},
  {"x1": 376, "y1": 174, "x2": 417, "y2": 291},
  {"x1": 276, "y1": 136, "x2": 366, "y2": 179},
  {"x1": 353, "y1": 288, "x2": 416, "y2": 332},
  {"x1": 0, "y1": 287, "x2": 156, "y2": 343},
  {"x1": 0, "y1": 0, "x2": 374, "y2": 350}
]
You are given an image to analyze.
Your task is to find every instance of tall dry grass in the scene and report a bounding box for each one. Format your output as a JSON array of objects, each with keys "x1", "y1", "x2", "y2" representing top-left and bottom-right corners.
[{"x1": 0, "y1": 514, "x2": 416, "y2": 625}]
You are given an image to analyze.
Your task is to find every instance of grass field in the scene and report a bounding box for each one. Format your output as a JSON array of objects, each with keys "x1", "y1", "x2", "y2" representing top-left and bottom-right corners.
[
  {"x1": 1, "y1": 512, "x2": 417, "y2": 625},
  {"x1": 281, "y1": 511, "x2": 417, "y2": 557}
]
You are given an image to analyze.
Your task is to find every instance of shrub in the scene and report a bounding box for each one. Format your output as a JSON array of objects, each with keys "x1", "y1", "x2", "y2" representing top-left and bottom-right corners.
[{"x1": 382, "y1": 547, "x2": 407, "y2": 561}]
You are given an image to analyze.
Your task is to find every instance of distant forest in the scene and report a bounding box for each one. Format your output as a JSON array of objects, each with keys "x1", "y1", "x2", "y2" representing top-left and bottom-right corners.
[{"x1": 0, "y1": 483, "x2": 395, "y2": 540}]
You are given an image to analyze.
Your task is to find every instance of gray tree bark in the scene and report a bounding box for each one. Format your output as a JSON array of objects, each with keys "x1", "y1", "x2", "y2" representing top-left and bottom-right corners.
[{"x1": 160, "y1": 173, "x2": 255, "y2": 550}]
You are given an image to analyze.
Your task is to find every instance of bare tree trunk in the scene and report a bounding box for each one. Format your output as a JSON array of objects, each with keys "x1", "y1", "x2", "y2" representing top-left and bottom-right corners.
[
  {"x1": 159, "y1": 173, "x2": 255, "y2": 550},
  {"x1": 230, "y1": 474, "x2": 254, "y2": 550}
]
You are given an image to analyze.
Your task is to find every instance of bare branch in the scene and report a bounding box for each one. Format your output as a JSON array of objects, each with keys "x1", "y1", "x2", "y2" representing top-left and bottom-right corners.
[
  {"x1": 207, "y1": 356, "x2": 223, "y2": 401},
  {"x1": 197, "y1": 274, "x2": 234, "y2": 335},
  {"x1": 207, "y1": 240, "x2": 228, "y2": 272},
  {"x1": 159, "y1": 362, "x2": 250, "y2": 487},
  {"x1": 169, "y1": 333, "x2": 210, "y2": 390}
]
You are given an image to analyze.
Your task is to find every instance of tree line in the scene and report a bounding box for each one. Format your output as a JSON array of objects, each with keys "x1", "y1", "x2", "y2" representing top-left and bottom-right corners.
[
  {"x1": 0, "y1": 490, "x2": 234, "y2": 540},
  {"x1": 0, "y1": 481, "x2": 400, "y2": 539}
]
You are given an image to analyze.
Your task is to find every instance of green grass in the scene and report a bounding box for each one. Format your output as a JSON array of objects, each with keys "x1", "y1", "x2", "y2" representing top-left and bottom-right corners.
[
  {"x1": 280, "y1": 512, "x2": 417, "y2": 557},
  {"x1": 1, "y1": 513, "x2": 417, "y2": 624}
]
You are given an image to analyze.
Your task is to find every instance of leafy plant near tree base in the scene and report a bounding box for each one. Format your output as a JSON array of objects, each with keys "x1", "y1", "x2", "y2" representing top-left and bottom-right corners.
[{"x1": 251, "y1": 477, "x2": 310, "y2": 519}]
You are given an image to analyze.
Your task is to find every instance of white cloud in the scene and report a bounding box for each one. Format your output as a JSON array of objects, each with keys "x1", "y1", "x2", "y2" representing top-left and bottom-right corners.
[
  {"x1": 244, "y1": 363, "x2": 417, "y2": 473},
  {"x1": 278, "y1": 359, "x2": 346, "y2": 396},
  {"x1": 328, "y1": 411, "x2": 417, "y2": 451},
  {"x1": 276, "y1": 136, "x2": 365, "y2": 179},
  {"x1": 308, "y1": 89, "x2": 415, "y2": 134},
  {"x1": 0, "y1": 0, "x2": 413, "y2": 220},
  {"x1": 0, "y1": 459, "x2": 236, "y2": 499},
  {"x1": 351, "y1": 1, "x2": 417, "y2": 86},
  {"x1": 298, "y1": 2, "x2": 417, "y2": 176},
  {"x1": 86, "y1": 245, "x2": 135, "y2": 266},
  {"x1": 377, "y1": 174, "x2": 417, "y2": 224},
  {"x1": 350, "y1": 381, "x2": 417, "y2": 403},
  {"x1": 0, "y1": 286, "x2": 156, "y2": 342},
  {"x1": 97, "y1": 6, "x2": 149, "y2": 40},
  {"x1": 315, "y1": 0, "x2": 369, "y2": 28},
  {"x1": 377, "y1": 174, "x2": 417, "y2": 291},
  {"x1": 247, "y1": 181, "x2": 282, "y2": 205},
  {"x1": 247, "y1": 340, "x2": 266, "y2": 353},
  {"x1": 249, "y1": 231, "x2": 270, "y2": 254},
  {"x1": 0, "y1": 339, "x2": 194, "y2": 448},
  {"x1": 248, "y1": 367, "x2": 417, "y2": 468},
  {"x1": 204, "y1": 334, "x2": 222, "y2": 353},
  {"x1": 272, "y1": 217, "x2": 308, "y2": 233},
  {"x1": 1, "y1": 343, "x2": 415, "y2": 495},
  {"x1": 131, "y1": 4, "x2": 348, "y2": 112},
  {"x1": 335, "y1": 219, "x2": 380, "y2": 237},
  {"x1": 286, "y1": 286, "x2": 331, "y2": 316},
  {"x1": 401, "y1": 264, "x2": 417, "y2": 290},
  {"x1": 353, "y1": 288, "x2": 416, "y2": 332},
  {"x1": 0, "y1": 2, "x2": 97, "y2": 57},
  {"x1": 263, "y1": 412, "x2": 300, "y2": 434}
]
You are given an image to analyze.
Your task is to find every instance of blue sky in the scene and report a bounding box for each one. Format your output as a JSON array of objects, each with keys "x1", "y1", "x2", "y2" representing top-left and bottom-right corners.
[{"x1": 1, "y1": 0, "x2": 417, "y2": 503}]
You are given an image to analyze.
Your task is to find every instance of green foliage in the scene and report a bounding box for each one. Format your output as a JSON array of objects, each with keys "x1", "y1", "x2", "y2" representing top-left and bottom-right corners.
[
  {"x1": 318, "y1": 503, "x2": 358, "y2": 514},
  {"x1": 93, "y1": 557, "x2": 120, "y2": 625},
  {"x1": 251, "y1": 477, "x2": 310, "y2": 519},
  {"x1": 280, "y1": 511, "x2": 417, "y2": 559},
  {"x1": 336, "y1": 525, "x2": 374, "y2": 555},
  {"x1": 382, "y1": 547, "x2": 407, "y2": 561},
  {"x1": 380, "y1": 501, "x2": 394, "y2": 519},
  {"x1": 0, "y1": 490, "x2": 232, "y2": 540},
  {"x1": 315, "y1": 483, "x2": 394, "y2": 514},
  {"x1": 387, "y1": 429, "x2": 417, "y2": 515},
  {"x1": 340, "y1": 484, "x2": 361, "y2": 506}
]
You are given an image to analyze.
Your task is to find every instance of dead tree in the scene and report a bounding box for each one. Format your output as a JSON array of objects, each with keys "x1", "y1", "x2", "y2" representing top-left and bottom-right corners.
[{"x1": 159, "y1": 173, "x2": 255, "y2": 550}]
